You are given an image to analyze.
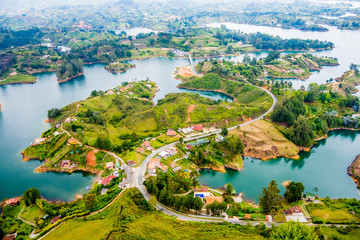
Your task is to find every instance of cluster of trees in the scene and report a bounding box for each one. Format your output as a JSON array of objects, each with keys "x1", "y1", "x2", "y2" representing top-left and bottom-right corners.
[
  {"x1": 259, "y1": 180, "x2": 306, "y2": 215},
  {"x1": 180, "y1": 73, "x2": 222, "y2": 90},
  {"x1": 24, "y1": 188, "x2": 41, "y2": 206},
  {"x1": 264, "y1": 51, "x2": 281, "y2": 63},
  {"x1": 214, "y1": 31, "x2": 334, "y2": 50},
  {"x1": 47, "y1": 108, "x2": 61, "y2": 119},
  {"x1": 84, "y1": 109, "x2": 105, "y2": 125},
  {"x1": 145, "y1": 170, "x2": 204, "y2": 212},
  {"x1": 0, "y1": 28, "x2": 44, "y2": 50},
  {"x1": 56, "y1": 57, "x2": 84, "y2": 80}
]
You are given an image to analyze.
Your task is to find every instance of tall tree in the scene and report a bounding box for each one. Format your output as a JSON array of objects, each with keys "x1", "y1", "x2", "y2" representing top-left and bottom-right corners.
[
  {"x1": 258, "y1": 180, "x2": 282, "y2": 215},
  {"x1": 24, "y1": 188, "x2": 41, "y2": 206},
  {"x1": 284, "y1": 181, "x2": 305, "y2": 202}
]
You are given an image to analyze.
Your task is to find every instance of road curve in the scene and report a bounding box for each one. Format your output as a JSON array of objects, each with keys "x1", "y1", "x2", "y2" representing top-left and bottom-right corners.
[{"x1": 133, "y1": 80, "x2": 279, "y2": 224}]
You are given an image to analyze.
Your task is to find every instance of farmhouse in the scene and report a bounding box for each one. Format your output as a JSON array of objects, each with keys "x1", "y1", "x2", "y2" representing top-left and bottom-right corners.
[
  {"x1": 283, "y1": 206, "x2": 307, "y2": 223},
  {"x1": 166, "y1": 129, "x2": 177, "y2": 136},
  {"x1": 205, "y1": 196, "x2": 223, "y2": 205},
  {"x1": 33, "y1": 138, "x2": 47, "y2": 145},
  {"x1": 106, "y1": 162, "x2": 115, "y2": 170}
]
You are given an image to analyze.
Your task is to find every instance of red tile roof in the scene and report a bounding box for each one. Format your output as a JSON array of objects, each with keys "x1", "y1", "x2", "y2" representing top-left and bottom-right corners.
[
  {"x1": 51, "y1": 216, "x2": 61, "y2": 224},
  {"x1": 166, "y1": 129, "x2": 177, "y2": 136},
  {"x1": 192, "y1": 124, "x2": 203, "y2": 131},
  {"x1": 101, "y1": 176, "x2": 116, "y2": 185}
]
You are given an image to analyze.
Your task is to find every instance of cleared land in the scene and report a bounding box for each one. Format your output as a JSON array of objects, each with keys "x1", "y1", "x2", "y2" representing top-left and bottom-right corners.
[{"x1": 229, "y1": 120, "x2": 299, "y2": 160}]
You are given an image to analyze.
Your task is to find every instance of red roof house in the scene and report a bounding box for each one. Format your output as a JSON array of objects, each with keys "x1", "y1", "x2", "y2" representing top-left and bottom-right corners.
[
  {"x1": 101, "y1": 176, "x2": 116, "y2": 185},
  {"x1": 166, "y1": 129, "x2": 177, "y2": 136},
  {"x1": 50, "y1": 216, "x2": 61, "y2": 224},
  {"x1": 6, "y1": 198, "x2": 20, "y2": 206},
  {"x1": 192, "y1": 124, "x2": 203, "y2": 131}
]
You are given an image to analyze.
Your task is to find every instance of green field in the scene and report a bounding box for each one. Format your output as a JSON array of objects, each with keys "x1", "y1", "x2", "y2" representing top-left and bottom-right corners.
[
  {"x1": 21, "y1": 204, "x2": 44, "y2": 224},
  {"x1": 44, "y1": 188, "x2": 266, "y2": 240},
  {"x1": 0, "y1": 73, "x2": 36, "y2": 85}
]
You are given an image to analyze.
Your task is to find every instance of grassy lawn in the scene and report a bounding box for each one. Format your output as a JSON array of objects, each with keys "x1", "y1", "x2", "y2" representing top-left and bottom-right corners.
[
  {"x1": 44, "y1": 218, "x2": 113, "y2": 240},
  {"x1": 21, "y1": 204, "x2": 44, "y2": 224},
  {"x1": 122, "y1": 150, "x2": 147, "y2": 166},
  {"x1": 307, "y1": 204, "x2": 360, "y2": 223},
  {"x1": 0, "y1": 73, "x2": 36, "y2": 85}
]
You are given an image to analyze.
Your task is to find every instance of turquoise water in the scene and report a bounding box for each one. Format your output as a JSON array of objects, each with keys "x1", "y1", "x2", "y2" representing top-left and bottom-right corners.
[
  {"x1": 1, "y1": 23, "x2": 360, "y2": 201},
  {"x1": 0, "y1": 59, "x2": 230, "y2": 201},
  {"x1": 199, "y1": 131, "x2": 360, "y2": 202}
]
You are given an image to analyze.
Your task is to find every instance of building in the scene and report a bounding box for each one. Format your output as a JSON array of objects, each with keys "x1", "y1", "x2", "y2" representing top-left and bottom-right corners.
[
  {"x1": 185, "y1": 144, "x2": 193, "y2": 150},
  {"x1": 192, "y1": 124, "x2": 203, "y2": 131},
  {"x1": 115, "y1": 161, "x2": 121, "y2": 169},
  {"x1": 283, "y1": 206, "x2": 307, "y2": 223},
  {"x1": 60, "y1": 160, "x2": 70, "y2": 168},
  {"x1": 141, "y1": 140, "x2": 151, "y2": 148},
  {"x1": 101, "y1": 176, "x2": 116, "y2": 185},
  {"x1": 100, "y1": 188, "x2": 109, "y2": 195},
  {"x1": 127, "y1": 160, "x2": 136, "y2": 167},
  {"x1": 205, "y1": 196, "x2": 223, "y2": 205},
  {"x1": 50, "y1": 216, "x2": 61, "y2": 224},
  {"x1": 266, "y1": 215, "x2": 273, "y2": 222},
  {"x1": 6, "y1": 198, "x2": 20, "y2": 206},
  {"x1": 68, "y1": 137, "x2": 79, "y2": 145},
  {"x1": 179, "y1": 127, "x2": 194, "y2": 135},
  {"x1": 33, "y1": 138, "x2": 47, "y2": 145},
  {"x1": 166, "y1": 129, "x2": 177, "y2": 136},
  {"x1": 302, "y1": 192, "x2": 315, "y2": 202},
  {"x1": 172, "y1": 166, "x2": 182, "y2": 173},
  {"x1": 86, "y1": 151, "x2": 97, "y2": 167},
  {"x1": 106, "y1": 89, "x2": 115, "y2": 95},
  {"x1": 194, "y1": 186, "x2": 212, "y2": 198},
  {"x1": 106, "y1": 162, "x2": 115, "y2": 170},
  {"x1": 136, "y1": 147, "x2": 145, "y2": 153},
  {"x1": 2, "y1": 233, "x2": 17, "y2": 240},
  {"x1": 215, "y1": 135, "x2": 225, "y2": 142}
]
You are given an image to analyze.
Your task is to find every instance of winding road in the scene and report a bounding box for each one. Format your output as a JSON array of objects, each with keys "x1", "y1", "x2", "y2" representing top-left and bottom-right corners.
[{"x1": 132, "y1": 69, "x2": 279, "y2": 224}]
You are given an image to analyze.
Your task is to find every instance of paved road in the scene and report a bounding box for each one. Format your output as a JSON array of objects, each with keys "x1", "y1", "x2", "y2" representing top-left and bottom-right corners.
[{"x1": 133, "y1": 75, "x2": 279, "y2": 224}]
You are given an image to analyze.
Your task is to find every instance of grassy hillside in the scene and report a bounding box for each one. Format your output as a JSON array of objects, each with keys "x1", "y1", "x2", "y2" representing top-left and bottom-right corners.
[
  {"x1": 229, "y1": 120, "x2": 299, "y2": 160},
  {"x1": 43, "y1": 188, "x2": 360, "y2": 240},
  {"x1": 178, "y1": 73, "x2": 272, "y2": 114},
  {"x1": 44, "y1": 188, "x2": 265, "y2": 240}
]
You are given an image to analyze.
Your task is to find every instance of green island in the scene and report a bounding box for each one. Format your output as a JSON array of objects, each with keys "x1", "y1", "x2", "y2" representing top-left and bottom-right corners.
[
  {"x1": 104, "y1": 62, "x2": 135, "y2": 74},
  {"x1": 0, "y1": 27, "x2": 335, "y2": 85}
]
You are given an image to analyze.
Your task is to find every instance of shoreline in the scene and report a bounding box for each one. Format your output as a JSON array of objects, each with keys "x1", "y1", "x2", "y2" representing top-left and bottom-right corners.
[
  {"x1": 57, "y1": 72, "x2": 85, "y2": 83},
  {"x1": 177, "y1": 85, "x2": 235, "y2": 102},
  {"x1": 0, "y1": 77, "x2": 37, "y2": 86},
  {"x1": 347, "y1": 154, "x2": 360, "y2": 189}
]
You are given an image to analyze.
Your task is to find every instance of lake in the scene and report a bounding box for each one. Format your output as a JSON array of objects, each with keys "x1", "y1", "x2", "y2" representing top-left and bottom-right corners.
[
  {"x1": 0, "y1": 59, "x2": 230, "y2": 201},
  {"x1": 199, "y1": 130, "x2": 360, "y2": 202},
  {"x1": 1, "y1": 23, "x2": 360, "y2": 201}
]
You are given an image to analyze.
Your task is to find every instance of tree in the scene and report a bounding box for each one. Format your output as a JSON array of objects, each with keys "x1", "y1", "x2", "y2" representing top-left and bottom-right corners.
[
  {"x1": 258, "y1": 180, "x2": 282, "y2": 215},
  {"x1": 84, "y1": 194, "x2": 97, "y2": 211},
  {"x1": 47, "y1": 108, "x2": 61, "y2": 119},
  {"x1": 221, "y1": 127, "x2": 228, "y2": 136},
  {"x1": 225, "y1": 183, "x2": 234, "y2": 196},
  {"x1": 24, "y1": 188, "x2": 41, "y2": 206},
  {"x1": 291, "y1": 115, "x2": 315, "y2": 147},
  {"x1": 193, "y1": 197, "x2": 204, "y2": 213},
  {"x1": 227, "y1": 135, "x2": 244, "y2": 155},
  {"x1": 270, "y1": 222, "x2": 319, "y2": 240},
  {"x1": 264, "y1": 51, "x2": 281, "y2": 63},
  {"x1": 190, "y1": 170, "x2": 199, "y2": 187},
  {"x1": 284, "y1": 181, "x2": 305, "y2": 202}
]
